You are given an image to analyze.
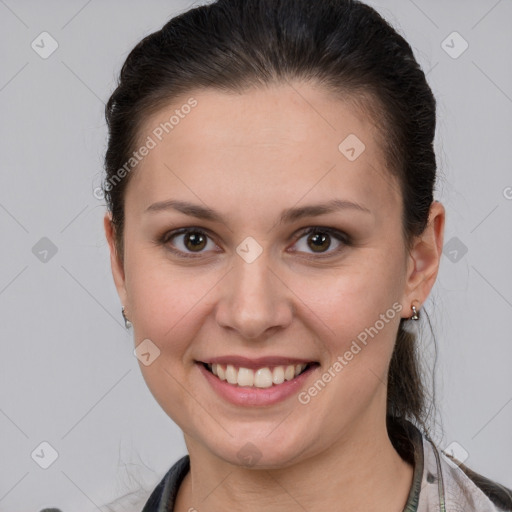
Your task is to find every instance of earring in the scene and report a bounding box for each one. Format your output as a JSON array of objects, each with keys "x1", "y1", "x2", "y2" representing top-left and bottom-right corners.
[
  {"x1": 410, "y1": 303, "x2": 420, "y2": 321},
  {"x1": 122, "y1": 307, "x2": 132, "y2": 329}
]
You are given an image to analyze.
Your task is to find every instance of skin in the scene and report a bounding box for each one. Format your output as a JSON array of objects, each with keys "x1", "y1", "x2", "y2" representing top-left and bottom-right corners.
[{"x1": 104, "y1": 82, "x2": 445, "y2": 512}]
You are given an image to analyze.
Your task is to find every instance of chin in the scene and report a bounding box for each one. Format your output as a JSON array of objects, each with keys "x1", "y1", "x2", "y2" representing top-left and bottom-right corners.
[{"x1": 201, "y1": 424, "x2": 312, "y2": 470}]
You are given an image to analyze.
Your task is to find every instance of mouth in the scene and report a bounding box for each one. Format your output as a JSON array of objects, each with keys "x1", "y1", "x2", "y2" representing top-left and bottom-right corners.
[{"x1": 199, "y1": 361, "x2": 320, "y2": 388}]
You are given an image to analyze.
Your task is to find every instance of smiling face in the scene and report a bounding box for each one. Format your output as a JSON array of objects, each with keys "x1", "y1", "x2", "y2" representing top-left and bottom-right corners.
[{"x1": 105, "y1": 82, "x2": 441, "y2": 468}]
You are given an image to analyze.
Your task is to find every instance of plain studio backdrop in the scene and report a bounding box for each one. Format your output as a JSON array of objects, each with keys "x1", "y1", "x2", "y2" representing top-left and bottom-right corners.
[{"x1": 0, "y1": 0, "x2": 511, "y2": 510}]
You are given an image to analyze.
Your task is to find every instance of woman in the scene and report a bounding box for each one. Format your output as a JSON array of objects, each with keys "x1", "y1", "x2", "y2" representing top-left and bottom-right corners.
[{"x1": 101, "y1": 0, "x2": 512, "y2": 510}]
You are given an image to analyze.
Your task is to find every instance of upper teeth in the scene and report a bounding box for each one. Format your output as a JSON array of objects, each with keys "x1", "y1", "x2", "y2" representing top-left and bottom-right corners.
[{"x1": 208, "y1": 363, "x2": 308, "y2": 388}]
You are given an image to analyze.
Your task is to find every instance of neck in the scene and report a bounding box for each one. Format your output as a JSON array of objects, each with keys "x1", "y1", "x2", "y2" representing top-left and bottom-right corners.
[{"x1": 175, "y1": 417, "x2": 414, "y2": 512}]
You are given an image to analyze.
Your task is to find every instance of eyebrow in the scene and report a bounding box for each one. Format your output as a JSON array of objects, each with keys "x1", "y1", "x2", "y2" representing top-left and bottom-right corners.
[{"x1": 145, "y1": 198, "x2": 372, "y2": 224}]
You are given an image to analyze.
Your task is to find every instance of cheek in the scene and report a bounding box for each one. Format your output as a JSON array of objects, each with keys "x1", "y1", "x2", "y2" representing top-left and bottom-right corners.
[
  {"x1": 291, "y1": 260, "x2": 403, "y2": 344},
  {"x1": 125, "y1": 243, "x2": 225, "y2": 366},
  {"x1": 126, "y1": 256, "x2": 211, "y2": 424},
  {"x1": 291, "y1": 269, "x2": 404, "y2": 424}
]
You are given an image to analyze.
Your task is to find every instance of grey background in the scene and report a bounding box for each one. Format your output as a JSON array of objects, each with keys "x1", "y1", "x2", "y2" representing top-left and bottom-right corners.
[{"x1": 0, "y1": 0, "x2": 511, "y2": 510}]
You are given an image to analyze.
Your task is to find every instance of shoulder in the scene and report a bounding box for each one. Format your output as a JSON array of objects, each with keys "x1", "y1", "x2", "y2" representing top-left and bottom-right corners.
[
  {"x1": 425, "y1": 436, "x2": 512, "y2": 511},
  {"x1": 450, "y1": 456, "x2": 512, "y2": 511},
  {"x1": 391, "y1": 418, "x2": 512, "y2": 512}
]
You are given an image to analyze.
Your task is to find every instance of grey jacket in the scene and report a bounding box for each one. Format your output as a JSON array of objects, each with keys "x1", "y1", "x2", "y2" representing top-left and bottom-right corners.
[{"x1": 141, "y1": 421, "x2": 512, "y2": 511}]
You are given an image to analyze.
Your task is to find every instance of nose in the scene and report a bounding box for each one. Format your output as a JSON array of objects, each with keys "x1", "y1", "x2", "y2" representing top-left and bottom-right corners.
[{"x1": 215, "y1": 253, "x2": 293, "y2": 340}]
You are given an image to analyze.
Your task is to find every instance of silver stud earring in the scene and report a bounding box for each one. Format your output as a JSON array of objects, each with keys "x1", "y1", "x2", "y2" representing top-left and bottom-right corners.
[
  {"x1": 122, "y1": 307, "x2": 132, "y2": 329},
  {"x1": 410, "y1": 304, "x2": 420, "y2": 321}
]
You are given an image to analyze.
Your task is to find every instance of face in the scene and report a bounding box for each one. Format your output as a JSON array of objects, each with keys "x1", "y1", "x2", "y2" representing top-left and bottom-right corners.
[{"x1": 105, "y1": 82, "x2": 444, "y2": 468}]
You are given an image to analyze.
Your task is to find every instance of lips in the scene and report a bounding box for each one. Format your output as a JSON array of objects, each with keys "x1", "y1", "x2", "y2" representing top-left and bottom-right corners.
[{"x1": 197, "y1": 358, "x2": 320, "y2": 406}]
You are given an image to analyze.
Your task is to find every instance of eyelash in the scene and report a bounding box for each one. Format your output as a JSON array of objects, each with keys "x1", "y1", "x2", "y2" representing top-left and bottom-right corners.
[{"x1": 158, "y1": 226, "x2": 352, "y2": 260}]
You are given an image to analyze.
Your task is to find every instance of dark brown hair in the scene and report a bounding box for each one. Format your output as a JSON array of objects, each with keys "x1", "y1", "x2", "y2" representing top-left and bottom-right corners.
[{"x1": 104, "y1": 0, "x2": 437, "y2": 432}]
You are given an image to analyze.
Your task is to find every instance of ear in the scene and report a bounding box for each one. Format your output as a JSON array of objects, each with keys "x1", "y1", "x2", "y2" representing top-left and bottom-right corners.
[
  {"x1": 104, "y1": 212, "x2": 128, "y2": 307},
  {"x1": 401, "y1": 200, "x2": 445, "y2": 317}
]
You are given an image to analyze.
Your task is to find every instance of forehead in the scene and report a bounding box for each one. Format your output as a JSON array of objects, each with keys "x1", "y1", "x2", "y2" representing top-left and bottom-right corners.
[{"x1": 127, "y1": 83, "x2": 401, "y2": 220}]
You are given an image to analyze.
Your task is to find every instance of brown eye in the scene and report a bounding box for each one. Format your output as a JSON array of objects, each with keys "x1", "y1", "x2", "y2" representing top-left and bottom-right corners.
[
  {"x1": 163, "y1": 228, "x2": 216, "y2": 257},
  {"x1": 307, "y1": 231, "x2": 331, "y2": 252},
  {"x1": 291, "y1": 227, "x2": 350, "y2": 257},
  {"x1": 182, "y1": 231, "x2": 208, "y2": 252}
]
